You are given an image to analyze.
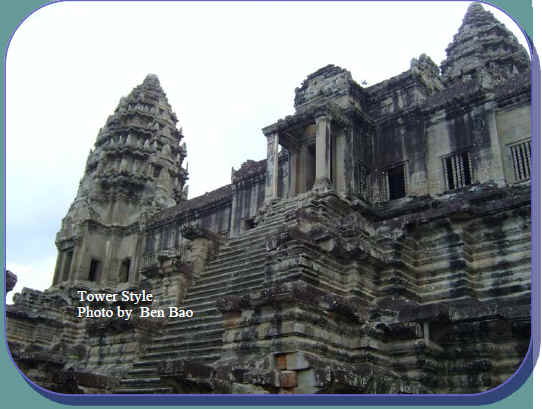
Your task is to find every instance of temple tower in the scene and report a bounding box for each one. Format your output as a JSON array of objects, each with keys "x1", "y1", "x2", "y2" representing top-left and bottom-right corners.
[
  {"x1": 52, "y1": 74, "x2": 188, "y2": 287},
  {"x1": 441, "y1": 3, "x2": 530, "y2": 88}
]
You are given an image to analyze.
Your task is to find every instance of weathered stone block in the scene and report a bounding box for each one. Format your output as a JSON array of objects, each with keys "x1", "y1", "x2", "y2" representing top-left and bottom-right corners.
[
  {"x1": 276, "y1": 353, "x2": 287, "y2": 370},
  {"x1": 280, "y1": 370, "x2": 297, "y2": 388},
  {"x1": 295, "y1": 369, "x2": 318, "y2": 394},
  {"x1": 286, "y1": 352, "x2": 310, "y2": 371}
]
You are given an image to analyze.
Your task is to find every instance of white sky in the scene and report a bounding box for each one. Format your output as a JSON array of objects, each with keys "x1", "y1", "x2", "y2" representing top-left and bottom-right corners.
[{"x1": 5, "y1": 1, "x2": 531, "y2": 301}]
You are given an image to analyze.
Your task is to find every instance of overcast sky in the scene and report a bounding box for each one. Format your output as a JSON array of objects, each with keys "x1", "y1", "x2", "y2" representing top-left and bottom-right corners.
[{"x1": 5, "y1": 1, "x2": 531, "y2": 301}]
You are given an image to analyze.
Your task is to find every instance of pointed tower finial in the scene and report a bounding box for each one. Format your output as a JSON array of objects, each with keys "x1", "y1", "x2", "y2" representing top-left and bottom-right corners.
[
  {"x1": 465, "y1": 2, "x2": 485, "y2": 15},
  {"x1": 144, "y1": 73, "x2": 160, "y2": 86}
]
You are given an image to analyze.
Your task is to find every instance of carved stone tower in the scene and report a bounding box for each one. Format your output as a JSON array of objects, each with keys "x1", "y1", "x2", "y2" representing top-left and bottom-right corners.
[
  {"x1": 52, "y1": 74, "x2": 188, "y2": 287},
  {"x1": 441, "y1": 3, "x2": 530, "y2": 88}
]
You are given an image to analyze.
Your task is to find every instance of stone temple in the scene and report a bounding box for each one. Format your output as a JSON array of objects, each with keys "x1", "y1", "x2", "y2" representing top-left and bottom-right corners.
[{"x1": 6, "y1": 3, "x2": 532, "y2": 394}]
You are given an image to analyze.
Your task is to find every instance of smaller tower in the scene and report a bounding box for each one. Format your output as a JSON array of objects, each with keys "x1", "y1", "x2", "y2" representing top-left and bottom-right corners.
[
  {"x1": 52, "y1": 75, "x2": 188, "y2": 287},
  {"x1": 440, "y1": 3, "x2": 530, "y2": 88}
]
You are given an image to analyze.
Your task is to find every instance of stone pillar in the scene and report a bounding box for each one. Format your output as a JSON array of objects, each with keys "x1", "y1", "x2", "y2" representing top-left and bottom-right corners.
[
  {"x1": 102, "y1": 238, "x2": 115, "y2": 284},
  {"x1": 69, "y1": 236, "x2": 85, "y2": 283},
  {"x1": 265, "y1": 132, "x2": 279, "y2": 201},
  {"x1": 334, "y1": 126, "x2": 346, "y2": 195},
  {"x1": 176, "y1": 267, "x2": 191, "y2": 305},
  {"x1": 314, "y1": 114, "x2": 332, "y2": 191},
  {"x1": 59, "y1": 250, "x2": 70, "y2": 282},
  {"x1": 52, "y1": 251, "x2": 63, "y2": 285},
  {"x1": 424, "y1": 322, "x2": 430, "y2": 343},
  {"x1": 486, "y1": 102, "x2": 506, "y2": 187},
  {"x1": 131, "y1": 231, "x2": 145, "y2": 284},
  {"x1": 72, "y1": 246, "x2": 86, "y2": 282},
  {"x1": 288, "y1": 149, "x2": 299, "y2": 197},
  {"x1": 229, "y1": 184, "x2": 240, "y2": 237}
]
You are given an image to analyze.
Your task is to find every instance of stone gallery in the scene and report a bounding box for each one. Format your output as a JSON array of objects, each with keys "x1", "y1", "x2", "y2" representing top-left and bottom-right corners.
[{"x1": 6, "y1": 3, "x2": 532, "y2": 394}]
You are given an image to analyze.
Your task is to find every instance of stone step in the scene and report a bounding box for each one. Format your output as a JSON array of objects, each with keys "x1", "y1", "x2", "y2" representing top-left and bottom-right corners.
[
  {"x1": 210, "y1": 241, "x2": 267, "y2": 259},
  {"x1": 185, "y1": 283, "x2": 264, "y2": 304},
  {"x1": 146, "y1": 336, "x2": 223, "y2": 353},
  {"x1": 164, "y1": 320, "x2": 223, "y2": 335},
  {"x1": 200, "y1": 253, "x2": 265, "y2": 273},
  {"x1": 116, "y1": 199, "x2": 299, "y2": 392},
  {"x1": 155, "y1": 327, "x2": 223, "y2": 343},
  {"x1": 197, "y1": 254, "x2": 267, "y2": 279},
  {"x1": 120, "y1": 377, "x2": 162, "y2": 386},
  {"x1": 227, "y1": 221, "x2": 290, "y2": 242},
  {"x1": 223, "y1": 225, "x2": 292, "y2": 248},
  {"x1": 191, "y1": 270, "x2": 266, "y2": 291},
  {"x1": 150, "y1": 333, "x2": 223, "y2": 349},
  {"x1": 161, "y1": 321, "x2": 222, "y2": 338},
  {"x1": 166, "y1": 295, "x2": 217, "y2": 308},
  {"x1": 149, "y1": 328, "x2": 223, "y2": 345},
  {"x1": 187, "y1": 272, "x2": 265, "y2": 298},
  {"x1": 141, "y1": 344, "x2": 222, "y2": 361},
  {"x1": 132, "y1": 353, "x2": 221, "y2": 369},
  {"x1": 127, "y1": 367, "x2": 157, "y2": 376}
]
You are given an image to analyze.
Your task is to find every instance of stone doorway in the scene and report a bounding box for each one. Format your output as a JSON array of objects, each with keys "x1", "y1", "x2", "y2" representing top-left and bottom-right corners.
[
  {"x1": 305, "y1": 144, "x2": 316, "y2": 192},
  {"x1": 292, "y1": 144, "x2": 316, "y2": 195}
]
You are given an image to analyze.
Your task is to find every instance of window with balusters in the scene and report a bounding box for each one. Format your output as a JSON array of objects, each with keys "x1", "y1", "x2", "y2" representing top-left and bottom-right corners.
[
  {"x1": 509, "y1": 139, "x2": 531, "y2": 182},
  {"x1": 442, "y1": 150, "x2": 473, "y2": 191}
]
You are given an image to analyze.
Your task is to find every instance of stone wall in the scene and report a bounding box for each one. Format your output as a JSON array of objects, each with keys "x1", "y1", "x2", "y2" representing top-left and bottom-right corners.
[{"x1": 215, "y1": 185, "x2": 530, "y2": 394}]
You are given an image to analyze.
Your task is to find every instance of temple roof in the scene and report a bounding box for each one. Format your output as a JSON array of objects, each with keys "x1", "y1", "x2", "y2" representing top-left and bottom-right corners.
[{"x1": 155, "y1": 184, "x2": 233, "y2": 223}]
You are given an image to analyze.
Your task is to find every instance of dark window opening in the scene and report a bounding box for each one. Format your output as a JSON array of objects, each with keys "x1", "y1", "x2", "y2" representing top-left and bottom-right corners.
[
  {"x1": 145, "y1": 233, "x2": 155, "y2": 253},
  {"x1": 89, "y1": 259, "x2": 100, "y2": 282},
  {"x1": 444, "y1": 151, "x2": 472, "y2": 190},
  {"x1": 307, "y1": 144, "x2": 316, "y2": 191},
  {"x1": 62, "y1": 250, "x2": 73, "y2": 282},
  {"x1": 120, "y1": 259, "x2": 130, "y2": 283},
  {"x1": 243, "y1": 217, "x2": 256, "y2": 231},
  {"x1": 329, "y1": 134, "x2": 334, "y2": 184},
  {"x1": 388, "y1": 164, "x2": 406, "y2": 200},
  {"x1": 153, "y1": 165, "x2": 162, "y2": 178}
]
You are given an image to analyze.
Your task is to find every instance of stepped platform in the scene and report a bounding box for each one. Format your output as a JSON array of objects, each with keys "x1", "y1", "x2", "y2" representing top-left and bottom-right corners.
[{"x1": 114, "y1": 198, "x2": 299, "y2": 393}]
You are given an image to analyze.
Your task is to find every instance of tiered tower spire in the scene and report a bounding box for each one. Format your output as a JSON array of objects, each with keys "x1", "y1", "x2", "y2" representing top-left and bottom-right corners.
[
  {"x1": 53, "y1": 75, "x2": 188, "y2": 286},
  {"x1": 440, "y1": 3, "x2": 530, "y2": 88},
  {"x1": 71, "y1": 74, "x2": 188, "y2": 226}
]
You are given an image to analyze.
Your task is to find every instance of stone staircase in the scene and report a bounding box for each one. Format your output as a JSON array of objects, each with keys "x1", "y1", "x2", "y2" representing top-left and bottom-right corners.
[{"x1": 114, "y1": 197, "x2": 299, "y2": 393}]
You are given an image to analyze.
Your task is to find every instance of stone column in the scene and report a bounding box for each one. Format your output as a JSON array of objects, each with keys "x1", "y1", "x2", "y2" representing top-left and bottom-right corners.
[
  {"x1": 52, "y1": 251, "x2": 64, "y2": 285},
  {"x1": 73, "y1": 252, "x2": 87, "y2": 282},
  {"x1": 334, "y1": 126, "x2": 346, "y2": 195},
  {"x1": 131, "y1": 230, "x2": 145, "y2": 284},
  {"x1": 265, "y1": 132, "x2": 279, "y2": 201},
  {"x1": 288, "y1": 149, "x2": 299, "y2": 197},
  {"x1": 229, "y1": 183, "x2": 240, "y2": 237},
  {"x1": 424, "y1": 322, "x2": 430, "y2": 343},
  {"x1": 70, "y1": 236, "x2": 85, "y2": 282},
  {"x1": 486, "y1": 102, "x2": 506, "y2": 187},
  {"x1": 314, "y1": 114, "x2": 332, "y2": 191},
  {"x1": 59, "y1": 250, "x2": 70, "y2": 281}
]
